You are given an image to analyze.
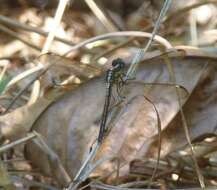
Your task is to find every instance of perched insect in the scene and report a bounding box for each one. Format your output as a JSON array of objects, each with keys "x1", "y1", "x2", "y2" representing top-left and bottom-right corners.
[
  {"x1": 97, "y1": 58, "x2": 125, "y2": 143},
  {"x1": 23, "y1": 53, "x2": 190, "y2": 188}
]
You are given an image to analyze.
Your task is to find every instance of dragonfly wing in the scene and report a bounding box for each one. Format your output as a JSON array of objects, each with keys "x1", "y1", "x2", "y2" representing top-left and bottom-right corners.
[{"x1": 38, "y1": 53, "x2": 102, "y2": 82}]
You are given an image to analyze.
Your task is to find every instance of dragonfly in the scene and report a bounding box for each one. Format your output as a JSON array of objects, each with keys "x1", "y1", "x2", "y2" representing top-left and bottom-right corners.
[{"x1": 97, "y1": 58, "x2": 126, "y2": 143}]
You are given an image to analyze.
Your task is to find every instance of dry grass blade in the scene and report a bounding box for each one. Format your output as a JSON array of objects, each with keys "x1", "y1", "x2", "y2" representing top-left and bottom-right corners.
[
  {"x1": 0, "y1": 132, "x2": 36, "y2": 154},
  {"x1": 141, "y1": 96, "x2": 162, "y2": 186},
  {"x1": 0, "y1": 15, "x2": 75, "y2": 46},
  {"x1": 177, "y1": 100, "x2": 205, "y2": 188},
  {"x1": 32, "y1": 131, "x2": 71, "y2": 186},
  {"x1": 92, "y1": 25, "x2": 152, "y2": 61},
  {"x1": 0, "y1": 24, "x2": 41, "y2": 51},
  {"x1": 64, "y1": 31, "x2": 172, "y2": 56},
  {"x1": 127, "y1": 81, "x2": 189, "y2": 98},
  {"x1": 161, "y1": 50, "x2": 206, "y2": 188},
  {"x1": 125, "y1": 0, "x2": 172, "y2": 79},
  {"x1": 5, "y1": 64, "x2": 44, "y2": 92},
  {"x1": 3, "y1": 68, "x2": 47, "y2": 113},
  {"x1": 85, "y1": 0, "x2": 119, "y2": 32},
  {"x1": 165, "y1": 0, "x2": 217, "y2": 23},
  {"x1": 41, "y1": 0, "x2": 70, "y2": 55},
  {"x1": 67, "y1": 144, "x2": 99, "y2": 190},
  {"x1": 30, "y1": 0, "x2": 70, "y2": 105}
]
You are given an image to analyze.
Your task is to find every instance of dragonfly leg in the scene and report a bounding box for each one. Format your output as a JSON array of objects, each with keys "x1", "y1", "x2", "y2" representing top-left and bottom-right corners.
[{"x1": 116, "y1": 75, "x2": 126, "y2": 101}]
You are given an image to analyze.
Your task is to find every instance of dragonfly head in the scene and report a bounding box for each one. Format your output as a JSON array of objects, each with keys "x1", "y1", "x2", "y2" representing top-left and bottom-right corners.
[{"x1": 112, "y1": 58, "x2": 125, "y2": 71}]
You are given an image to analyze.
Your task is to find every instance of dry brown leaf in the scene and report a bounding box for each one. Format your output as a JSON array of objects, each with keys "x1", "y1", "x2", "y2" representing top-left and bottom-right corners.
[
  {"x1": 24, "y1": 48, "x2": 214, "y2": 184},
  {"x1": 147, "y1": 60, "x2": 217, "y2": 158}
]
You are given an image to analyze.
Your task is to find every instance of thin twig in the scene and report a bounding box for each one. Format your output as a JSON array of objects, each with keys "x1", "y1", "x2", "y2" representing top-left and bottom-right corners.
[
  {"x1": 23, "y1": 0, "x2": 70, "y2": 105},
  {"x1": 33, "y1": 131, "x2": 71, "y2": 185},
  {"x1": 0, "y1": 24, "x2": 41, "y2": 51},
  {"x1": 41, "y1": 0, "x2": 70, "y2": 54},
  {"x1": 64, "y1": 31, "x2": 172, "y2": 56},
  {"x1": 85, "y1": 0, "x2": 119, "y2": 32},
  {"x1": 165, "y1": 0, "x2": 217, "y2": 23},
  {"x1": 161, "y1": 49, "x2": 206, "y2": 188},
  {"x1": 3, "y1": 68, "x2": 48, "y2": 114},
  {"x1": 0, "y1": 133, "x2": 36, "y2": 154},
  {"x1": 125, "y1": 0, "x2": 172, "y2": 79},
  {"x1": 189, "y1": 10, "x2": 198, "y2": 46},
  {"x1": 5, "y1": 64, "x2": 44, "y2": 92},
  {"x1": 30, "y1": 0, "x2": 70, "y2": 104},
  {"x1": 143, "y1": 96, "x2": 161, "y2": 186},
  {"x1": 0, "y1": 15, "x2": 75, "y2": 46},
  {"x1": 67, "y1": 143, "x2": 100, "y2": 190}
]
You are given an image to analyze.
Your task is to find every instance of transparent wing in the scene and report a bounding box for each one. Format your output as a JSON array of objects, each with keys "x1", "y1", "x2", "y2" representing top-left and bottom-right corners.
[{"x1": 37, "y1": 53, "x2": 102, "y2": 83}]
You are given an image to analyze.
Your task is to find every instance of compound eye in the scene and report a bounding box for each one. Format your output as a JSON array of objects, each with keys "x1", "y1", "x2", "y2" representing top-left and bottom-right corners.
[
  {"x1": 119, "y1": 61, "x2": 125, "y2": 69},
  {"x1": 112, "y1": 58, "x2": 125, "y2": 68}
]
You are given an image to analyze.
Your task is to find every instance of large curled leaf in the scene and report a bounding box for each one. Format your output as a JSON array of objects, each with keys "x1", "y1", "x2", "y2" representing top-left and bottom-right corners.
[
  {"x1": 146, "y1": 61, "x2": 217, "y2": 158},
  {"x1": 24, "y1": 50, "x2": 216, "y2": 185}
]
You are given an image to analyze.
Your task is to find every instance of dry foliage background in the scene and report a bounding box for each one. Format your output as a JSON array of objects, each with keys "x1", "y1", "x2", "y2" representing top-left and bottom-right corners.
[{"x1": 0, "y1": 0, "x2": 217, "y2": 190}]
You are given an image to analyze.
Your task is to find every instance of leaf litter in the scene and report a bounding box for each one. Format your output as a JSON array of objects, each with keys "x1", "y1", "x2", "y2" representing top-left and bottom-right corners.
[{"x1": 0, "y1": 0, "x2": 217, "y2": 190}]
